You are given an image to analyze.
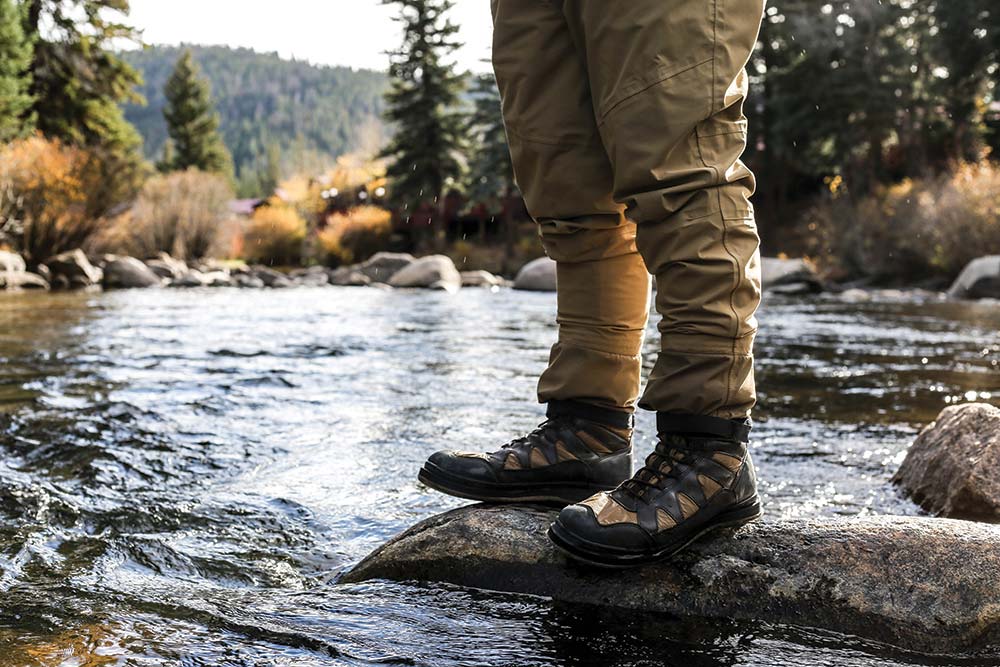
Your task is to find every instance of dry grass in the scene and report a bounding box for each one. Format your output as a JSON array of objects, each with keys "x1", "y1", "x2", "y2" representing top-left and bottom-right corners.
[
  {"x1": 242, "y1": 205, "x2": 308, "y2": 265},
  {"x1": 317, "y1": 205, "x2": 392, "y2": 266},
  {"x1": 807, "y1": 162, "x2": 1000, "y2": 283}
]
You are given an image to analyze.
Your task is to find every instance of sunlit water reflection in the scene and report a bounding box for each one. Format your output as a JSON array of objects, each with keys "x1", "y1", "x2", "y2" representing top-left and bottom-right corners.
[{"x1": 1, "y1": 287, "x2": 998, "y2": 666}]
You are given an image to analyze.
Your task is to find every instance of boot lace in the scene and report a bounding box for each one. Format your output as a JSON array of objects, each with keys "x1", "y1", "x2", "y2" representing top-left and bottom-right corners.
[
  {"x1": 499, "y1": 418, "x2": 564, "y2": 453},
  {"x1": 619, "y1": 434, "x2": 690, "y2": 500}
]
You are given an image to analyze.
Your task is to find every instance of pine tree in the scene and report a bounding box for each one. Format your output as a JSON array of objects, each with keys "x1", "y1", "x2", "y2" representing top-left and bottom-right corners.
[
  {"x1": 380, "y1": 0, "x2": 466, "y2": 248},
  {"x1": 162, "y1": 49, "x2": 233, "y2": 175},
  {"x1": 23, "y1": 0, "x2": 146, "y2": 214},
  {"x1": 0, "y1": 0, "x2": 34, "y2": 141}
]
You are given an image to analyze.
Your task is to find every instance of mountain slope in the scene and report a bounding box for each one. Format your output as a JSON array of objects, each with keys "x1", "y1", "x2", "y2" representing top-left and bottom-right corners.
[{"x1": 121, "y1": 45, "x2": 389, "y2": 188}]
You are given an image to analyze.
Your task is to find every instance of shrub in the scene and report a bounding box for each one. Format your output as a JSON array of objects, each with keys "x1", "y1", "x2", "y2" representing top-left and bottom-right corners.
[
  {"x1": 0, "y1": 136, "x2": 101, "y2": 266},
  {"x1": 128, "y1": 170, "x2": 234, "y2": 260},
  {"x1": 807, "y1": 162, "x2": 1000, "y2": 283},
  {"x1": 317, "y1": 205, "x2": 392, "y2": 266},
  {"x1": 243, "y1": 205, "x2": 307, "y2": 265}
]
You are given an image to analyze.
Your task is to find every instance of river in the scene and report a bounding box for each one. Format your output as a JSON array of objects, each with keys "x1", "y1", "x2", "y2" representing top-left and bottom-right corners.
[{"x1": 1, "y1": 287, "x2": 999, "y2": 666}]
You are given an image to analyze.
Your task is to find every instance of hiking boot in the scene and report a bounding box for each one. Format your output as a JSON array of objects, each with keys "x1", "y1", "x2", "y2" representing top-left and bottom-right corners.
[
  {"x1": 418, "y1": 399, "x2": 633, "y2": 505},
  {"x1": 548, "y1": 413, "x2": 761, "y2": 568}
]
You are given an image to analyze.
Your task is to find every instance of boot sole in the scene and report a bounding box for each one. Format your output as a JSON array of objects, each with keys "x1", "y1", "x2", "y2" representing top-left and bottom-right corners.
[
  {"x1": 418, "y1": 461, "x2": 616, "y2": 506},
  {"x1": 547, "y1": 497, "x2": 763, "y2": 569}
]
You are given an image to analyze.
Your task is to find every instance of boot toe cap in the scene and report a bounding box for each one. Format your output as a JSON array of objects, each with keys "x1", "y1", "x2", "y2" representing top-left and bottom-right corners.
[
  {"x1": 426, "y1": 450, "x2": 498, "y2": 483},
  {"x1": 554, "y1": 503, "x2": 652, "y2": 553}
]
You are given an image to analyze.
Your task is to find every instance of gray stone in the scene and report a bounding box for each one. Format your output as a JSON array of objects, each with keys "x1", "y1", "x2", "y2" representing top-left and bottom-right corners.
[
  {"x1": 461, "y1": 270, "x2": 503, "y2": 288},
  {"x1": 168, "y1": 271, "x2": 207, "y2": 288},
  {"x1": 356, "y1": 252, "x2": 415, "y2": 282},
  {"x1": 251, "y1": 266, "x2": 293, "y2": 288},
  {"x1": 290, "y1": 266, "x2": 330, "y2": 286},
  {"x1": 513, "y1": 256, "x2": 557, "y2": 292},
  {"x1": 145, "y1": 253, "x2": 188, "y2": 280},
  {"x1": 947, "y1": 256, "x2": 1000, "y2": 300},
  {"x1": 0, "y1": 250, "x2": 26, "y2": 274},
  {"x1": 0, "y1": 271, "x2": 49, "y2": 290},
  {"x1": 233, "y1": 273, "x2": 265, "y2": 289},
  {"x1": 343, "y1": 505, "x2": 1000, "y2": 653},
  {"x1": 44, "y1": 249, "x2": 103, "y2": 288},
  {"x1": 102, "y1": 256, "x2": 161, "y2": 289},
  {"x1": 761, "y1": 257, "x2": 823, "y2": 292},
  {"x1": 328, "y1": 267, "x2": 372, "y2": 286},
  {"x1": 388, "y1": 255, "x2": 461, "y2": 292},
  {"x1": 893, "y1": 403, "x2": 1000, "y2": 521}
]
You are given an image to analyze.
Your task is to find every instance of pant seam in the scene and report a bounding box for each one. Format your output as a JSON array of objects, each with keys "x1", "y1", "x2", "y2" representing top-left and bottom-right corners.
[{"x1": 596, "y1": 57, "x2": 714, "y2": 125}]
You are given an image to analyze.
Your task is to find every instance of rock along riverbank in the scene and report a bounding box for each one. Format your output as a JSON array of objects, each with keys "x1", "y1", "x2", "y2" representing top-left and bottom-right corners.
[{"x1": 342, "y1": 504, "x2": 1000, "y2": 654}]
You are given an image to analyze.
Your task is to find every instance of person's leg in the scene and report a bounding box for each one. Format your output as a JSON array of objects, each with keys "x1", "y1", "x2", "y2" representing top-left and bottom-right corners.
[
  {"x1": 491, "y1": 0, "x2": 651, "y2": 414},
  {"x1": 417, "y1": 0, "x2": 649, "y2": 505},
  {"x1": 549, "y1": 0, "x2": 766, "y2": 566}
]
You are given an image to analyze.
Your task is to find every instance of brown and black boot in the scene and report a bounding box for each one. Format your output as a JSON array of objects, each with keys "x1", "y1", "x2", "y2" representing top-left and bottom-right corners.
[
  {"x1": 418, "y1": 399, "x2": 633, "y2": 505},
  {"x1": 548, "y1": 414, "x2": 761, "y2": 568}
]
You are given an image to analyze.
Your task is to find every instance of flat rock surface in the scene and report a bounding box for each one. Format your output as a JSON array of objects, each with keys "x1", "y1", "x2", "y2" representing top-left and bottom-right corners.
[{"x1": 343, "y1": 504, "x2": 1000, "y2": 653}]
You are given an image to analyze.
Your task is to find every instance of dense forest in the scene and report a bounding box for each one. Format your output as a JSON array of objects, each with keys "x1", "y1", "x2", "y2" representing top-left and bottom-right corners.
[{"x1": 121, "y1": 45, "x2": 389, "y2": 194}]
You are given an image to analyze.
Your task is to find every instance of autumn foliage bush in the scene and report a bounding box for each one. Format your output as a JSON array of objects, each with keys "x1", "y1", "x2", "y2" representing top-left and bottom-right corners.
[
  {"x1": 242, "y1": 204, "x2": 307, "y2": 265},
  {"x1": 317, "y1": 205, "x2": 392, "y2": 266},
  {"x1": 807, "y1": 162, "x2": 1000, "y2": 283},
  {"x1": 128, "y1": 169, "x2": 234, "y2": 260},
  {"x1": 0, "y1": 136, "x2": 110, "y2": 266}
]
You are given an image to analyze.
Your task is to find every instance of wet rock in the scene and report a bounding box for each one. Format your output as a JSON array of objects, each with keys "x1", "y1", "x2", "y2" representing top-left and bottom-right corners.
[
  {"x1": 838, "y1": 287, "x2": 872, "y2": 303},
  {"x1": 461, "y1": 270, "x2": 503, "y2": 288},
  {"x1": 343, "y1": 505, "x2": 1000, "y2": 653},
  {"x1": 356, "y1": 252, "x2": 415, "y2": 283},
  {"x1": 328, "y1": 267, "x2": 372, "y2": 286},
  {"x1": 102, "y1": 256, "x2": 162, "y2": 289},
  {"x1": 893, "y1": 403, "x2": 1000, "y2": 521},
  {"x1": 168, "y1": 271, "x2": 207, "y2": 288},
  {"x1": 388, "y1": 255, "x2": 461, "y2": 292},
  {"x1": 761, "y1": 257, "x2": 823, "y2": 292},
  {"x1": 0, "y1": 271, "x2": 49, "y2": 290},
  {"x1": 251, "y1": 266, "x2": 293, "y2": 288},
  {"x1": 145, "y1": 253, "x2": 188, "y2": 280},
  {"x1": 0, "y1": 250, "x2": 26, "y2": 274},
  {"x1": 233, "y1": 273, "x2": 265, "y2": 288},
  {"x1": 947, "y1": 256, "x2": 1000, "y2": 300},
  {"x1": 290, "y1": 266, "x2": 330, "y2": 286},
  {"x1": 513, "y1": 256, "x2": 557, "y2": 291},
  {"x1": 44, "y1": 249, "x2": 103, "y2": 288}
]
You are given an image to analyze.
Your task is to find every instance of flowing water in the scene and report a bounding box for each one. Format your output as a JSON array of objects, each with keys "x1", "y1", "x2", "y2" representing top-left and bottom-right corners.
[{"x1": 1, "y1": 286, "x2": 999, "y2": 666}]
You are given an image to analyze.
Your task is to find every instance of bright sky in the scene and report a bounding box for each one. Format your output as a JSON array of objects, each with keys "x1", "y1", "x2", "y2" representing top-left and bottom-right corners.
[{"x1": 127, "y1": 0, "x2": 494, "y2": 73}]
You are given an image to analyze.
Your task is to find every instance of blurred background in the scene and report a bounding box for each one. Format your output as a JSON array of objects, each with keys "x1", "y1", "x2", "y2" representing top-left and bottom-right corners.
[
  {"x1": 1, "y1": 1, "x2": 999, "y2": 666},
  {"x1": 0, "y1": 0, "x2": 997, "y2": 282}
]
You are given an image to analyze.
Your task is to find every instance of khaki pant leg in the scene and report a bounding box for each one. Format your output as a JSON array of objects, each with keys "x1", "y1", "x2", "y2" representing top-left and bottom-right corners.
[
  {"x1": 563, "y1": 0, "x2": 765, "y2": 419},
  {"x1": 492, "y1": 0, "x2": 651, "y2": 411}
]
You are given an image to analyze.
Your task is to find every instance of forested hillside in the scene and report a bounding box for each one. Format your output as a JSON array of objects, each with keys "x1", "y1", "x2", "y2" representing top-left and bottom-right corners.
[{"x1": 121, "y1": 45, "x2": 389, "y2": 193}]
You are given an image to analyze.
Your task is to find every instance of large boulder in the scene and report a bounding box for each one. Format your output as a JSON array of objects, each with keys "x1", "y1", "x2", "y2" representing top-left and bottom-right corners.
[
  {"x1": 947, "y1": 256, "x2": 1000, "y2": 300},
  {"x1": 328, "y1": 266, "x2": 372, "y2": 287},
  {"x1": 289, "y1": 266, "x2": 330, "y2": 286},
  {"x1": 145, "y1": 253, "x2": 188, "y2": 280},
  {"x1": 0, "y1": 250, "x2": 26, "y2": 274},
  {"x1": 356, "y1": 252, "x2": 415, "y2": 283},
  {"x1": 893, "y1": 403, "x2": 1000, "y2": 521},
  {"x1": 0, "y1": 271, "x2": 49, "y2": 290},
  {"x1": 102, "y1": 256, "x2": 161, "y2": 289},
  {"x1": 513, "y1": 256, "x2": 557, "y2": 292},
  {"x1": 761, "y1": 257, "x2": 823, "y2": 293},
  {"x1": 388, "y1": 255, "x2": 461, "y2": 292},
  {"x1": 460, "y1": 270, "x2": 503, "y2": 288},
  {"x1": 44, "y1": 249, "x2": 103, "y2": 288},
  {"x1": 343, "y1": 505, "x2": 1000, "y2": 653},
  {"x1": 250, "y1": 266, "x2": 293, "y2": 288}
]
